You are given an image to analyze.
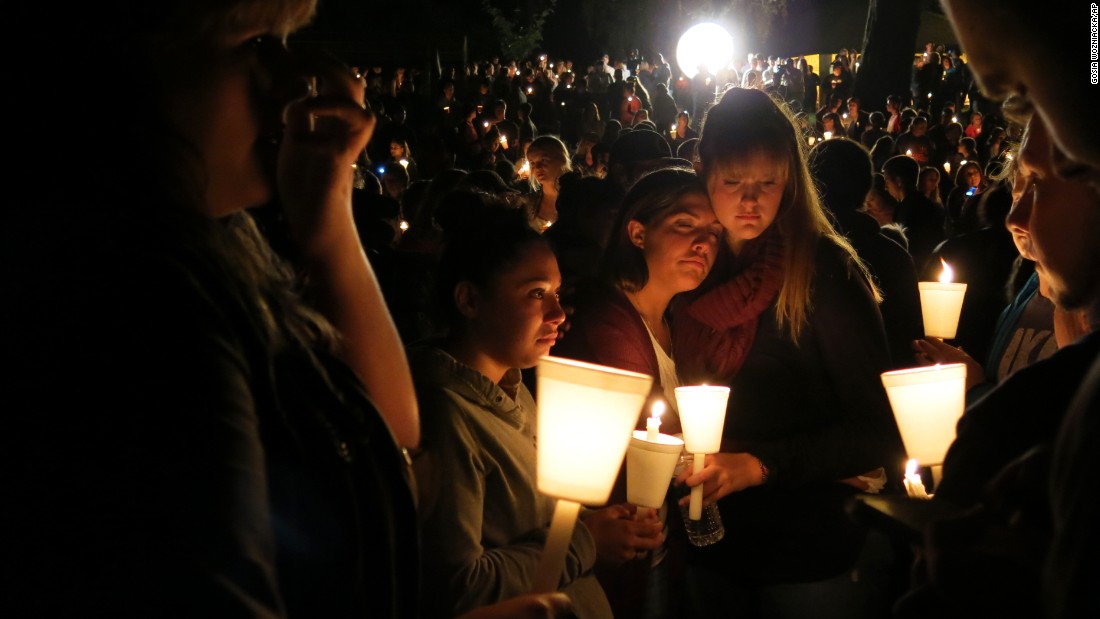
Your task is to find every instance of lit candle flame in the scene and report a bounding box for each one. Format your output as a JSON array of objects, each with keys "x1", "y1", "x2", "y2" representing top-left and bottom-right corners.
[
  {"x1": 651, "y1": 400, "x2": 666, "y2": 420},
  {"x1": 823, "y1": 131, "x2": 833, "y2": 140},
  {"x1": 808, "y1": 136, "x2": 816, "y2": 145},
  {"x1": 906, "y1": 458, "x2": 919, "y2": 477},
  {"x1": 906, "y1": 149, "x2": 913, "y2": 157},
  {"x1": 952, "y1": 116, "x2": 958, "y2": 123},
  {"x1": 939, "y1": 258, "x2": 955, "y2": 284},
  {"x1": 398, "y1": 158, "x2": 409, "y2": 169},
  {"x1": 483, "y1": 121, "x2": 490, "y2": 128},
  {"x1": 943, "y1": 161, "x2": 951, "y2": 173},
  {"x1": 399, "y1": 219, "x2": 409, "y2": 231}
]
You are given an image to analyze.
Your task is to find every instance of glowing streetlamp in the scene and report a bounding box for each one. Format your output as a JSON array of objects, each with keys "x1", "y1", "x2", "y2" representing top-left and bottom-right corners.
[{"x1": 675, "y1": 22, "x2": 734, "y2": 80}]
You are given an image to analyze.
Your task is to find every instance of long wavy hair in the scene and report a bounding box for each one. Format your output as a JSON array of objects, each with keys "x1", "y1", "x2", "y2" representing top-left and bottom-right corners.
[{"x1": 698, "y1": 87, "x2": 879, "y2": 341}]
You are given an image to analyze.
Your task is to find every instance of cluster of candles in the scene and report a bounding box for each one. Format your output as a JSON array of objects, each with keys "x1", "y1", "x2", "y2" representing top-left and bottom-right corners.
[
  {"x1": 886, "y1": 258, "x2": 969, "y2": 498},
  {"x1": 531, "y1": 259, "x2": 968, "y2": 588},
  {"x1": 531, "y1": 357, "x2": 730, "y2": 591}
]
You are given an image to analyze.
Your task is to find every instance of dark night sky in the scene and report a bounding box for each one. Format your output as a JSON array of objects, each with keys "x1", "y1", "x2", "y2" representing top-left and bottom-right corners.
[{"x1": 298, "y1": 0, "x2": 954, "y2": 70}]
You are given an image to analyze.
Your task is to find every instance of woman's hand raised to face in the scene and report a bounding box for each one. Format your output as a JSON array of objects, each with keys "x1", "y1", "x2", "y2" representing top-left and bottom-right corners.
[
  {"x1": 278, "y1": 49, "x2": 376, "y2": 253},
  {"x1": 275, "y1": 48, "x2": 420, "y2": 450}
]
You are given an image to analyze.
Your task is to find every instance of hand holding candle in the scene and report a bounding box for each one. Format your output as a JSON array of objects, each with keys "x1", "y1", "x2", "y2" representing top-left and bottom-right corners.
[{"x1": 675, "y1": 386, "x2": 730, "y2": 520}]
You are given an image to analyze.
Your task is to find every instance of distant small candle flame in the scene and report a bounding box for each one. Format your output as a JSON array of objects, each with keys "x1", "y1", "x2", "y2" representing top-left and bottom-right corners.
[{"x1": 939, "y1": 259, "x2": 955, "y2": 284}]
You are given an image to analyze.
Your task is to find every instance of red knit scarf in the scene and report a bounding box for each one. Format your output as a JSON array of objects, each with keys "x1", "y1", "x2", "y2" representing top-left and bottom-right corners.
[{"x1": 676, "y1": 234, "x2": 786, "y2": 383}]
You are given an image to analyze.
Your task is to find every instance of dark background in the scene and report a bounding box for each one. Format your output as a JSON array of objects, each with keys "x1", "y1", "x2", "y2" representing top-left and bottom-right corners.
[{"x1": 297, "y1": 0, "x2": 956, "y2": 73}]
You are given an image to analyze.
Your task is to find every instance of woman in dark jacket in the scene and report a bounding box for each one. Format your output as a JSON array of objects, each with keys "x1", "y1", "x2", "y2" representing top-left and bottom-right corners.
[{"x1": 670, "y1": 88, "x2": 907, "y2": 619}]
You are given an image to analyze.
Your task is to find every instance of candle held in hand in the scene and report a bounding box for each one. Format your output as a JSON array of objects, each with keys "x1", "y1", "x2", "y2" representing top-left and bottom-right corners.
[{"x1": 919, "y1": 259, "x2": 967, "y2": 339}]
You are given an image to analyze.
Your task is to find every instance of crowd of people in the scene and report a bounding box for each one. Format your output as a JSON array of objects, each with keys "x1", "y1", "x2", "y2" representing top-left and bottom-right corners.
[{"x1": 9, "y1": 0, "x2": 1097, "y2": 618}]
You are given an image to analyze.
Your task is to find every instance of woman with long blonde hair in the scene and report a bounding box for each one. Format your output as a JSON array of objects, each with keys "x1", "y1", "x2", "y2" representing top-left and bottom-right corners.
[
  {"x1": 670, "y1": 88, "x2": 906, "y2": 618},
  {"x1": 524, "y1": 135, "x2": 573, "y2": 231}
]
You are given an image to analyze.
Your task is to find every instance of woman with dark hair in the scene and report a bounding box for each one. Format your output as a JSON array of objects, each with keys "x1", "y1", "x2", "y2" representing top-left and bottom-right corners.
[
  {"x1": 559, "y1": 167, "x2": 720, "y2": 430},
  {"x1": 555, "y1": 166, "x2": 721, "y2": 619},
  {"x1": 669, "y1": 110, "x2": 699, "y2": 154},
  {"x1": 409, "y1": 202, "x2": 658, "y2": 619},
  {"x1": 817, "y1": 111, "x2": 843, "y2": 140},
  {"x1": 946, "y1": 159, "x2": 987, "y2": 236},
  {"x1": 670, "y1": 88, "x2": 906, "y2": 618},
  {"x1": 387, "y1": 137, "x2": 420, "y2": 180}
]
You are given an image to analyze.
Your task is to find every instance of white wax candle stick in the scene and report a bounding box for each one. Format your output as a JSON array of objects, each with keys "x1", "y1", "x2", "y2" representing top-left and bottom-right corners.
[
  {"x1": 689, "y1": 454, "x2": 704, "y2": 520},
  {"x1": 531, "y1": 499, "x2": 581, "y2": 593},
  {"x1": 646, "y1": 416, "x2": 660, "y2": 442}
]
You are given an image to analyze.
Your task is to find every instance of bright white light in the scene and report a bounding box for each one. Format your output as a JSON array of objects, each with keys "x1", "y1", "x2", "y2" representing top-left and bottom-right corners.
[{"x1": 676, "y1": 22, "x2": 734, "y2": 79}]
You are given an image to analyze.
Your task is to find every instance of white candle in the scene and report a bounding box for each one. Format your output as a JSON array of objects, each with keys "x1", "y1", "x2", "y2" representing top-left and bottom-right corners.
[
  {"x1": 646, "y1": 401, "x2": 665, "y2": 442},
  {"x1": 690, "y1": 453, "x2": 705, "y2": 519},
  {"x1": 532, "y1": 357, "x2": 652, "y2": 592},
  {"x1": 675, "y1": 386, "x2": 730, "y2": 521},
  {"x1": 903, "y1": 459, "x2": 930, "y2": 499},
  {"x1": 919, "y1": 259, "x2": 967, "y2": 339},
  {"x1": 881, "y1": 363, "x2": 967, "y2": 465}
]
